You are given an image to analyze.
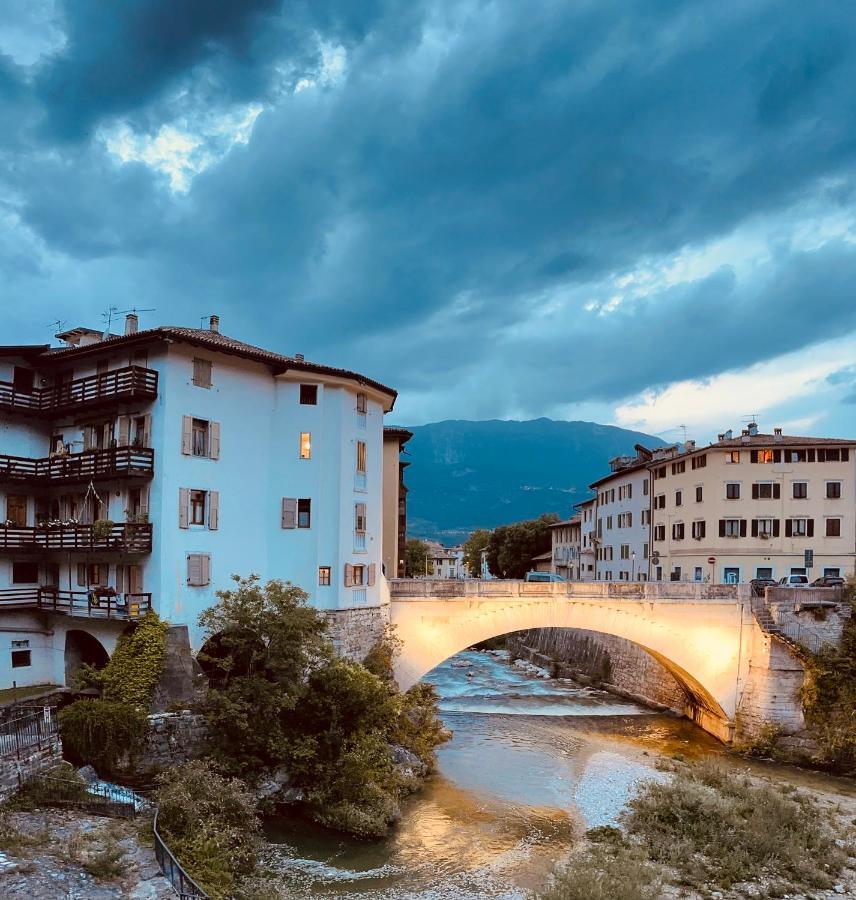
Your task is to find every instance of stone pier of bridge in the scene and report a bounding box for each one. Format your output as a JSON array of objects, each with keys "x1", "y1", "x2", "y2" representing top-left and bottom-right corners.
[{"x1": 387, "y1": 579, "x2": 822, "y2": 743}]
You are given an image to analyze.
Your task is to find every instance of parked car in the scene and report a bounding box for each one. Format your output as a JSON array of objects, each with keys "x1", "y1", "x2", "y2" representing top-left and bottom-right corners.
[
  {"x1": 811, "y1": 576, "x2": 845, "y2": 588},
  {"x1": 777, "y1": 574, "x2": 809, "y2": 587},
  {"x1": 750, "y1": 578, "x2": 777, "y2": 596},
  {"x1": 524, "y1": 571, "x2": 567, "y2": 583}
]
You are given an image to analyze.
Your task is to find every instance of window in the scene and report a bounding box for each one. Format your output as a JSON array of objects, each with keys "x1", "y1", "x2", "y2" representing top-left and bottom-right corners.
[
  {"x1": 671, "y1": 461, "x2": 685, "y2": 475},
  {"x1": 12, "y1": 561, "x2": 38, "y2": 583},
  {"x1": 691, "y1": 520, "x2": 706, "y2": 540},
  {"x1": 300, "y1": 384, "x2": 318, "y2": 405},
  {"x1": 695, "y1": 485, "x2": 703, "y2": 502},
  {"x1": 793, "y1": 482, "x2": 807, "y2": 499},
  {"x1": 725, "y1": 451, "x2": 740, "y2": 464},
  {"x1": 694, "y1": 567, "x2": 703, "y2": 582},
  {"x1": 353, "y1": 565, "x2": 365, "y2": 586},
  {"x1": 297, "y1": 498, "x2": 311, "y2": 528},
  {"x1": 654, "y1": 524, "x2": 666, "y2": 542},
  {"x1": 606, "y1": 515, "x2": 613, "y2": 529},
  {"x1": 675, "y1": 490, "x2": 682, "y2": 507},
  {"x1": 692, "y1": 454, "x2": 707, "y2": 469},
  {"x1": 720, "y1": 519, "x2": 745, "y2": 537},
  {"x1": 752, "y1": 482, "x2": 780, "y2": 500},
  {"x1": 753, "y1": 518, "x2": 775, "y2": 538},
  {"x1": 826, "y1": 518, "x2": 842, "y2": 537},
  {"x1": 756, "y1": 567, "x2": 773, "y2": 579},
  {"x1": 300, "y1": 432, "x2": 312, "y2": 460},
  {"x1": 11, "y1": 650, "x2": 31, "y2": 668},
  {"x1": 672, "y1": 522, "x2": 685, "y2": 540},
  {"x1": 318, "y1": 566, "x2": 331, "y2": 586},
  {"x1": 823, "y1": 567, "x2": 841, "y2": 577},
  {"x1": 754, "y1": 449, "x2": 774, "y2": 464},
  {"x1": 655, "y1": 494, "x2": 666, "y2": 509},
  {"x1": 787, "y1": 518, "x2": 809, "y2": 537},
  {"x1": 356, "y1": 441, "x2": 366, "y2": 473},
  {"x1": 190, "y1": 490, "x2": 207, "y2": 525},
  {"x1": 726, "y1": 483, "x2": 740, "y2": 500},
  {"x1": 12, "y1": 366, "x2": 34, "y2": 393},
  {"x1": 6, "y1": 495, "x2": 27, "y2": 527},
  {"x1": 641, "y1": 509, "x2": 650, "y2": 525},
  {"x1": 654, "y1": 466, "x2": 666, "y2": 479},
  {"x1": 818, "y1": 448, "x2": 848, "y2": 462},
  {"x1": 192, "y1": 357, "x2": 212, "y2": 388},
  {"x1": 187, "y1": 553, "x2": 211, "y2": 586},
  {"x1": 620, "y1": 544, "x2": 630, "y2": 559},
  {"x1": 192, "y1": 418, "x2": 209, "y2": 456},
  {"x1": 827, "y1": 482, "x2": 842, "y2": 499},
  {"x1": 356, "y1": 392, "x2": 367, "y2": 414},
  {"x1": 643, "y1": 480, "x2": 649, "y2": 496},
  {"x1": 643, "y1": 543, "x2": 649, "y2": 559}
]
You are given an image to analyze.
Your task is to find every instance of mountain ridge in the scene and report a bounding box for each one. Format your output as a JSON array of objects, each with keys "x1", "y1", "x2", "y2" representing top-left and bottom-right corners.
[{"x1": 396, "y1": 417, "x2": 664, "y2": 542}]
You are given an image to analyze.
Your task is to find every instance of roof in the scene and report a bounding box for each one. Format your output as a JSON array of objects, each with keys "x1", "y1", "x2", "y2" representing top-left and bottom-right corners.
[
  {"x1": 574, "y1": 496, "x2": 597, "y2": 509},
  {"x1": 589, "y1": 458, "x2": 651, "y2": 489},
  {"x1": 651, "y1": 433, "x2": 856, "y2": 466},
  {"x1": 384, "y1": 426, "x2": 413, "y2": 444},
  {"x1": 549, "y1": 514, "x2": 581, "y2": 528},
  {"x1": 35, "y1": 325, "x2": 397, "y2": 404},
  {"x1": 531, "y1": 550, "x2": 553, "y2": 561},
  {"x1": 0, "y1": 345, "x2": 50, "y2": 358}
]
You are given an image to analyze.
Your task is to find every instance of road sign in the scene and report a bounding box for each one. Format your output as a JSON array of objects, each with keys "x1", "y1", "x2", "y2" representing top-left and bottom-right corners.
[
  {"x1": 651, "y1": 554, "x2": 660, "y2": 565},
  {"x1": 707, "y1": 557, "x2": 716, "y2": 565},
  {"x1": 804, "y1": 549, "x2": 814, "y2": 568}
]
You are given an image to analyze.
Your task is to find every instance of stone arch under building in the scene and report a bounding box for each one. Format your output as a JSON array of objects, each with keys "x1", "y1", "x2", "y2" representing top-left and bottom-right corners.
[{"x1": 64, "y1": 629, "x2": 109, "y2": 685}]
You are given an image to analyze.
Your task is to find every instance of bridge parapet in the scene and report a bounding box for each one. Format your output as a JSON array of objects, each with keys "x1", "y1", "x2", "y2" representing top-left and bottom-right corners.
[{"x1": 388, "y1": 579, "x2": 750, "y2": 603}]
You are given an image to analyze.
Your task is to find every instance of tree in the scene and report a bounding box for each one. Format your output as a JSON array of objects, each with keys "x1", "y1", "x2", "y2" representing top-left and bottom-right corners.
[
  {"x1": 462, "y1": 528, "x2": 492, "y2": 576},
  {"x1": 486, "y1": 514, "x2": 558, "y2": 578},
  {"x1": 404, "y1": 538, "x2": 431, "y2": 577}
]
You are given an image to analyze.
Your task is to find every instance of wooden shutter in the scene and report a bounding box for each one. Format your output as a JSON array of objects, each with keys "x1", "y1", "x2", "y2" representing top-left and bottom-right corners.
[
  {"x1": 772, "y1": 520, "x2": 780, "y2": 537},
  {"x1": 718, "y1": 520, "x2": 726, "y2": 537},
  {"x1": 750, "y1": 450, "x2": 758, "y2": 463},
  {"x1": 751, "y1": 520, "x2": 758, "y2": 537},
  {"x1": 83, "y1": 425, "x2": 95, "y2": 451},
  {"x1": 77, "y1": 562, "x2": 87, "y2": 586},
  {"x1": 751, "y1": 484, "x2": 759, "y2": 499},
  {"x1": 129, "y1": 564, "x2": 142, "y2": 593},
  {"x1": 187, "y1": 554, "x2": 201, "y2": 586},
  {"x1": 179, "y1": 488, "x2": 189, "y2": 528},
  {"x1": 785, "y1": 519, "x2": 793, "y2": 537},
  {"x1": 739, "y1": 519, "x2": 747, "y2": 537},
  {"x1": 842, "y1": 448, "x2": 849, "y2": 462},
  {"x1": 117, "y1": 416, "x2": 130, "y2": 446},
  {"x1": 344, "y1": 563, "x2": 354, "y2": 587},
  {"x1": 210, "y1": 422, "x2": 221, "y2": 460},
  {"x1": 281, "y1": 498, "x2": 297, "y2": 529},
  {"x1": 116, "y1": 564, "x2": 126, "y2": 593},
  {"x1": 208, "y1": 491, "x2": 219, "y2": 530},
  {"x1": 807, "y1": 518, "x2": 814, "y2": 537},
  {"x1": 139, "y1": 487, "x2": 149, "y2": 516},
  {"x1": 201, "y1": 554, "x2": 211, "y2": 585},
  {"x1": 773, "y1": 483, "x2": 780, "y2": 499},
  {"x1": 368, "y1": 563, "x2": 376, "y2": 586},
  {"x1": 773, "y1": 449, "x2": 781, "y2": 463},
  {"x1": 181, "y1": 416, "x2": 192, "y2": 455},
  {"x1": 699, "y1": 521, "x2": 705, "y2": 538}
]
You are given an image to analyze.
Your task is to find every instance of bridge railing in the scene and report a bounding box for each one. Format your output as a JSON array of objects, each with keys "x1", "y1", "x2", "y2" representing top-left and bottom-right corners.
[{"x1": 388, "y1": 579, "x2": 750, "y2": 602}]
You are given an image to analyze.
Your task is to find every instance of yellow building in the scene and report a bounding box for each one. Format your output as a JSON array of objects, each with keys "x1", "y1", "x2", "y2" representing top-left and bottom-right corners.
[
  {"x1": 649, "y1": 425, "x2": 856, "y2": 584},
  {"x1": 382, "y1": 427, "x2": 412, "y2": 579}
]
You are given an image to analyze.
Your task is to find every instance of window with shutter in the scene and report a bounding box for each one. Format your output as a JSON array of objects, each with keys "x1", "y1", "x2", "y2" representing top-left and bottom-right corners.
[
  {"x1": 192, "y1": 418, "x2": 209, "y2": 456},
  {"x1": 355, "y1": 503, "x2": 367, "y2": 532},
  {"x1": 187, "y1": 554, "x2": 211, "y2": 586},
  {"x1": 190, "y1": 490, "x2": 207, "y2": 525},
  {"x1": 807, "y1": 519, "x2": 814, "y2": 537},
  {"x1": 785, "y1": 519, "x2": 793, "y2": 537},
  {"x1": 719, "y1": 520, "x2": 726, "y2": 537},
  {"x1": 297, "y1": 498, "x2": 311, "y2": 528},
  {"x1": 179, "y1": 488, "x2": 189, "y2": 528},
  {"x1": 368, "y1": 564, "x2": 376, "y2": 586},
  {"x1": 77, "y1": 563, "x2": 87, "y2": 586},
  {"x1": 356, "y1": 393, "x2": 367, "y2": 413},
  {"x1": 826, "y1": 518, "x2": 841, "y2": 537},
  {"x1": 210, "y1": 422, "x2": 221, "y2": 460},
  {"x1": 344, "y1": 563, "x2": 354, "y2": 587},
  {"x1": 281, "y1": 498, "x2": 297, "y2": 529},
  {"x1": 192, "y1": 358, "x2": 212, "y2": 388},
  {"x1": 117, "y1": 416, "x2": 130, "y2": 447},
  {"x1": 208, "y1": 491, "x2": 219, "y2": 530},
  {"x1": 181, "y1": 416, "x2": 192, "y2": 455}
]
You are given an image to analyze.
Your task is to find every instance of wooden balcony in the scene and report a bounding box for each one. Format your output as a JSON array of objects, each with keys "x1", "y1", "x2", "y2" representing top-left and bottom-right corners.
[
  {"x1": 0, "y1": 366, "x2": 157, "y2": 417},
  {"x1": 0, "y1": 587, "x2": 152, "y2": 620},
  {"x1": 0, "y1": 522, "x2": 152, "y2": 554},
  {"x1": 0, "y1": 447, "x2": 154, "y2": 486}
]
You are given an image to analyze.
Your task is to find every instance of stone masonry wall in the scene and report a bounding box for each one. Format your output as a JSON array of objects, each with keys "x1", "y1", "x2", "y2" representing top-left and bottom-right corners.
[
  {"x1": 506, "y1": 628, "x2": 690, "y2": 713},
  {"x1": 324, "y1": 604, "x2": 390, "y2": 662},
  {"x1": 131, "y1": 711, "x2": 211, "y2": 776},
  {"x1": 0, "y1": 738, "x2": 62, "y2": 802}
]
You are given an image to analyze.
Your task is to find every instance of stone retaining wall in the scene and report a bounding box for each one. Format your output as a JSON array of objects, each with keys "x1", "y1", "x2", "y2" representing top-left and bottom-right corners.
[
  {"x1": 131, "y1": 711, "x2": 211, "y2": 776},
  {"x1": 324, "y1": 604, "x2": 389, "y2": 662},
  {"x1": 506, "y1": 628, "x2": 690, "y2": 713},
  {"x1": 0, "y1": 738, "x2": 62, "y2": 801}
]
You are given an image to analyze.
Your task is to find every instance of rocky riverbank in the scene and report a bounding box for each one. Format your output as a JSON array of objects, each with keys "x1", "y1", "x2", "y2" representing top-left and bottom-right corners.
[{"x1": 0, "y1": 807, "x2": 173, "y2": 899}]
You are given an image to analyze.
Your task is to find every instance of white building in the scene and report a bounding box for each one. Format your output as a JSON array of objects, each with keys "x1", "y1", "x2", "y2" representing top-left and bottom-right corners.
[
  {"x1": 0, "y1": 316, "x2": 397, "y2": 689},
  {"x1": 426, "y1": 541, "x2": 465, "y2": 578},
  {"x1": 576, "y1": 497, "x2": 597, "y2": 580}
]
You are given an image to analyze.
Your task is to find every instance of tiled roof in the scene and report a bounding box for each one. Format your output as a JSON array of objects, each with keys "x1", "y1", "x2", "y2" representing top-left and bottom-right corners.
[
  {"x1": 710, "y1": 433, "x2": 856, "y2": 448},
  {"x1": 549, "y1": 515, "x2": 581, "y2": 528},
  {"x1": 37, "y1": 326, "x2": 397, "y2": 401},
  {"x1": 384, "y1": 426, "x2": 414, "y2": 442},
  {"x1": 531, "y1": 550, "x2": 553, "y2": 561}
]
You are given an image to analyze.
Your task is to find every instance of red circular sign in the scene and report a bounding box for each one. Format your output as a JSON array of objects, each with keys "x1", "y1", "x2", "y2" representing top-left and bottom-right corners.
[{"x1": 707, "y1": 557, "x2": 716, "y2": 564}]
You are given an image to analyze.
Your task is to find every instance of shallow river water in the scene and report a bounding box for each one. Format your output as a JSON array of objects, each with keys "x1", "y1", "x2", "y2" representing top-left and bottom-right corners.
[{"x1": 263, "y1": 649, "x2": 855, "y2": 899}]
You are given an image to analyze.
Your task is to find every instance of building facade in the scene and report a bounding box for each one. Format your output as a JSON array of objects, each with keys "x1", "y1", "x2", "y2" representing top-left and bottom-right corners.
[
  {"x1": 576, "y1": 497, "x2": 597, "y2": 580},
  {"x1": 382, "y1": 427, "x2": 412, "y2": 579},
  {"x1": 426, "y1": 541, "x2": 465, "y2": 578},
  {"x1": 591, "y1": 446, "x2": 657, "y2": 581},
  {"x1": 650, "y1": 426, "x2": 856, "y2": 583},
  {"x1": 550, "y1": 515, "x2": 581, "y2": 580},
  {"x1": 0, "y1": 316, "x2": 397, "y2": 688}
]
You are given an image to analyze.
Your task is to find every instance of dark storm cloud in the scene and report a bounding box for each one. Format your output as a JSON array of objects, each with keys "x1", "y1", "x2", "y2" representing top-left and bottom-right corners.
[
  {"x1": 3, "y1": 0, "x2": 856, "y2": 421},
  {"x1": 827, "y1": 365, "x2": 856, "y2": 404}
]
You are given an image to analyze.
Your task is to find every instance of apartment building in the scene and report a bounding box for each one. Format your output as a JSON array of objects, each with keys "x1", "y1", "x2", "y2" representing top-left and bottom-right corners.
[
  {"x1": 382, "y1": 427, "x2": 412, "y2": 578},
  {"x1": 576, "y1": 497, "x2": 597, "y2": 580},
  {"x1": 426, "y1": 541, "x2": 465, "y2": 578},
  {"x1": 0, "y1": 315, "x2": 397, "y2": 688},
  {"x1": 650, "y1": 425, "x2": 856, "y2": 583},
  {"x1": 591, "y1": 445, "x2": 659, "y2": 581},
  {"x1": 550, "y1": 514, "x2": 581, "y2": 580}
]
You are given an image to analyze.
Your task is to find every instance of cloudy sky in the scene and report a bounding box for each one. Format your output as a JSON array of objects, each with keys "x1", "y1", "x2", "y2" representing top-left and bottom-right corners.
[{"x1": 2, "y1": 0, "x2": 856, "y2": 443}]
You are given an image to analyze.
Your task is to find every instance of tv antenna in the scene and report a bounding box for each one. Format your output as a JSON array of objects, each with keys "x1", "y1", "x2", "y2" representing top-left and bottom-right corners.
[
  {"x1": 47, "y1": 319, "x2": 68, "y2": 335},
  {"x1": 101, "y1": 306, "x2": 155, "y2": 332}
]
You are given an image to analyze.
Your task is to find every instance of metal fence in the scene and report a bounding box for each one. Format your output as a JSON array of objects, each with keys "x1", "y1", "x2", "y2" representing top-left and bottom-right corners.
[
  {"x1": 153, "y1": 809, "x2": 209, "y2": 899},
  {"x1": 23, "y1": 773, "x2": 145, "y2": 818},
  {"x1": 0, "y1": 706, "x2": 57, "y2": 758}
]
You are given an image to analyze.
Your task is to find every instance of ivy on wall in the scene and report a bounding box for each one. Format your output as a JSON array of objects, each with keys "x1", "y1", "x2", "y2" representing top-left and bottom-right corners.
[{"x1": 100, "y1": 611, "x2": 170, "y2": 710}]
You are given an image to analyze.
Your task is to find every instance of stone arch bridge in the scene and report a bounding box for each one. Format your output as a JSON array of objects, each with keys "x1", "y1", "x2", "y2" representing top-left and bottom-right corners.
[{"x1": 387, "y1": 579, "x2": 800, "y2": 743}]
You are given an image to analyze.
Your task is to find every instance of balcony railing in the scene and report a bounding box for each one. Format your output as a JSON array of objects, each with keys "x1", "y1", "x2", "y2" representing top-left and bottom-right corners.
[
  {"x1": 0, "y1": 522, "x2": 152, "y2": 553},
  {"x1": 0, "y1": 447, "x2": 154, "y2": 486},
  {"x1": 0, "y1": 587, "x2": 152, "y2": 619},
  {"x1": 0, "y1": 365, "x2": 158, "y2": 416}
]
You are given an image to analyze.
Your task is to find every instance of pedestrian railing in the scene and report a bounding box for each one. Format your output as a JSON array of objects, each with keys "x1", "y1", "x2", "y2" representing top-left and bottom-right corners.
[
  {"x1": 23, "y1": 772, "x2": 144, "y2": 818},
  {"x1": 0, "y1": 706, "x2": 57, "y2": 758},
  {"x1": 153, "y1": 809, "x2": 209, "y2": 899}
]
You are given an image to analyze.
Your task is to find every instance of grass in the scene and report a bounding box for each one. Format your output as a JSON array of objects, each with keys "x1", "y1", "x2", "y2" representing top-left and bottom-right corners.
[
  {"x1": 0, "y1": 683, "x2": 59, "y2": 705},
  {"x1": 540, "y1": 760, "x2": 854, "y2": 899}
]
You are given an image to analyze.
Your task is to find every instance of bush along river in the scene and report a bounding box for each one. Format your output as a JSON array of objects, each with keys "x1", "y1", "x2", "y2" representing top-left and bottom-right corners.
[{"x1": 261, "y1": 648, "x2": 856, "y2": 899}]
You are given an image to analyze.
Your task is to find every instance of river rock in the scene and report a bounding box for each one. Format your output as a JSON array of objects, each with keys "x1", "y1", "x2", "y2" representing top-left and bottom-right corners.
[
  {"x1": 390, "y1": 744, "x2": 428, "y2": 779},
  {"x1": 77, "y1": 765, "x2": 98, "y2": 783},
  {"x1": 254, "y1": 767, "x2": 303, "y2": 804}
]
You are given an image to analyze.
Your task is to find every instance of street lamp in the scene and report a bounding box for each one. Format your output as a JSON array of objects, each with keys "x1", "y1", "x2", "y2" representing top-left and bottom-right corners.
[{"x1": 631, "y1": 550, "x2": 636, "y2": 581}]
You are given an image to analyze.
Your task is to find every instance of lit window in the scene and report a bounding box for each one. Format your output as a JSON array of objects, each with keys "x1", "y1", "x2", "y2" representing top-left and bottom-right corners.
[
  {"x1": 192, "y1": 418, "x2": 209, "y2": 457},
  {"x1": 318, "y1": 566, "x2": 331, "y2": 586},
  {"x1": 300, "y1": 432, "x2": 312, "y2": 460},
  {"x1": 190, "y1": 490, "x2": 207, "y2": 525},
  {"x1": 356, "y1": 441, "x2": 366, "y2": 473},
  {"x1": 725, "y1": 451, "x2": 740, "y2": 464},
  {"x1": 353, "y1": 565, "x2": 365, "y2": 586},
  {"x1": 757, "y1": 449, "x2": 773, "y2": 463}
]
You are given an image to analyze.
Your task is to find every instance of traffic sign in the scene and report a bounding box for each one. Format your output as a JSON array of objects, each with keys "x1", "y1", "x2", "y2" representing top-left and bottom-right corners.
[{"x1": 707, "y1": 557, "x2": 716, "y2": 565}]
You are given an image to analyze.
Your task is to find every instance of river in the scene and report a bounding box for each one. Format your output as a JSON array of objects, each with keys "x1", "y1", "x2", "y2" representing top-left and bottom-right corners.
[{"x1": 262, "y1": 648, "x2": 855, "y2": 899}]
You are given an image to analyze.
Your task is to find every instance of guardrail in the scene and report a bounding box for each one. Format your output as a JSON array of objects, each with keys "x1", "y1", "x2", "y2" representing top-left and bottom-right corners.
[
  {"x1": 388, "y1": 579, "x2": 750, "y2": 601},
  {"x1": 0, "y1": 587, "x2": 152, "y2": 619},
  {"x1": 0, "y1": 447, "x2": 154, "y2": 485},
  {"x1": 0, "y1": 522, "x2": 152, "y2": 553},
  {"x1": 153, "y1": 809, "x2": 209, "y2": 899},
  {"x1": 0, "y1": 706, "x2": 57, "y2": 759},
  {"x1": 0, "y1": 366, "x2": 158, "y2": 416},
  {"x1": 24, "y1": 773, "x2": 145, "y2": 818}
]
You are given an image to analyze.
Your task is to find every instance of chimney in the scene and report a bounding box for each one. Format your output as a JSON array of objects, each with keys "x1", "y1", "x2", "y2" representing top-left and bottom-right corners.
[
  {"x1": 741, "y1": 429, "x2": 751, "y2": 444},
  {"x1": 724, "y1": 429, "x2": 733, "y2": 441},
  {"x1": 717, "y1": 433, "x2": 724, "y2": 442},
  {"x1": 748, "y1": 421, "x2": 759, "y2": 436},
  {"x1": 125, "y1": 313, "x2": 138, "y2": 336},
  {"x1": 773, "y1": 427, "x2": 783, "y2": 441},
  {"x1": 685, "y1": 439, "x2": 696, "y2": 451},
  {"x1": 295, "y1": 353, "x2": 304, "y2": 361},
  {"x1": 209, "y1": 315, "x2": 219, "y2": 333}
]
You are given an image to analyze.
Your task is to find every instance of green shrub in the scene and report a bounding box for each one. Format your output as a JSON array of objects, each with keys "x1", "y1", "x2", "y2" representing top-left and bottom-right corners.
[
  {"x1": 58, "y1": 699, "x2": 147, "y2": 773},
  {"x1": 541, "y1": 844, "x2": 661, "y2": 900},
  {"x1": 156, "y1": 760, "x2": 260, "y2": 900},
  {"x1": 101, "y1": 610, "x2": 169, "y2": 710}
]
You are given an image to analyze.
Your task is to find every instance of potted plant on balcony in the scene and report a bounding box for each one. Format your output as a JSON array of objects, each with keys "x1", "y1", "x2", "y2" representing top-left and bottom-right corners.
[{"x1": 92, "y1": 519, "x2": 115, "y2": 542}]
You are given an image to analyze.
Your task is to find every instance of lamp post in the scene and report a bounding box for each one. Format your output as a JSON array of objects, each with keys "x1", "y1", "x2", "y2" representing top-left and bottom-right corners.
[{"x1": 631, "y1": 550, "x2": 636, "y2": 581}]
